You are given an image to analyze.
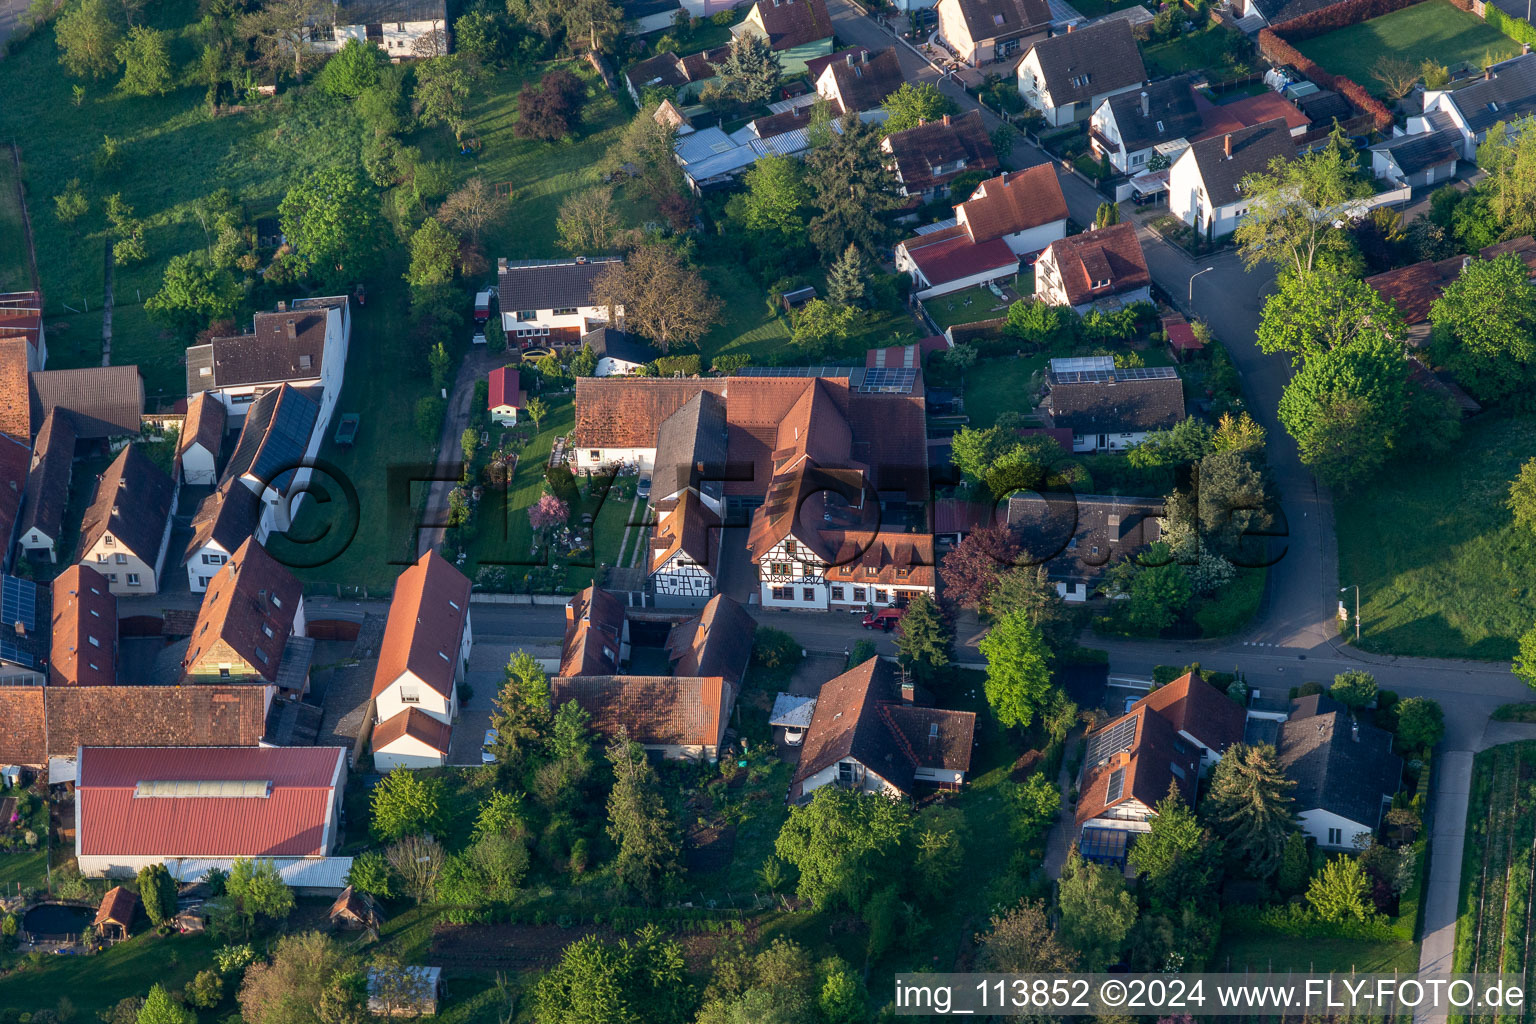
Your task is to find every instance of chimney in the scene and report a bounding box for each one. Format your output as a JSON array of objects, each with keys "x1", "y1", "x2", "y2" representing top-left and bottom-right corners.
[
  {"x1": 1526, "y1": 42, "x2": 1533, "y2": 54},
  {"x1": 862, "y1": 49, "x2": 871, "y2": 63},
  {"x1": 1486, "y1": 65, "x2": 1492, "y2": 80},
  {"x1": 1066, "y1": 21, "x2": 1074, "y2": 30},
  {"x1": 900, "y1": 679, "x2": 915, "y2": 703},
  {"x1": 846, "y1": 52, "x2": 854, "y2": 64},
  {"x1": 942, "y1": 113, "x2": 951, "y2": 126},
  {"x1": 497, "y1": 257, "x2": 508, "y2": 272},
  {"x1": 1140, "y1": 90, "x2": 1149, "y2": 117},
  {"x1": 1224, "y1": 133, "x2": 1232, "y2": 159},
  {"x1": 575, "y1": 255, "x2": 587, "y2": 265},
  {"x1": 1351, "y1": 719, "x2": 1360, "y2": 742},
  {"x1": 285, "y1": 320, "x2": 297, "y2": 340},
  {"x1": 276, "y1": 300, "x2": 287, "y2": 312}
]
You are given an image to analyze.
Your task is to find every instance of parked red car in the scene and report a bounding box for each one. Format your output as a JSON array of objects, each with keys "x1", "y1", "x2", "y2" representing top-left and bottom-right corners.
[{"x1": 861, "y1": 608, "x2": 905, "y2": 632}]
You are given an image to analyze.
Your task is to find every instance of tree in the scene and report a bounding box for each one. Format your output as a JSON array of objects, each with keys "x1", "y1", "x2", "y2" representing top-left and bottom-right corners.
[
  {"x1": 696, "y1": 939, "x2": 817, "y2": 1024},
  {"x1": 606, "y1": 734, "x2": 681, "y2": 900},
  {"x1": 136, "y1": 863, "x2": 176, "y2": 927},
  {"x1": 414, "y1": 395, "x2": 444, "y2": 442},
  {"x1": 437, "y1": 177, "x2": 503, "y2": 243},
  {"x1": 555, "y1": 186, "x2": 619, "y2": 254},
  {"x1": 227, "y1": 858, "x2": 295, "y2": 926},
  {"x1": 1212, "y1": 411, "x2": 1265, "y2": 454},
  {"x1": 54, "y1": 179, "x2": 88, "y2": 232},
  {"x1": 145, "y1": 252, "x2": 242, "y2": 337},
  {"x1": 880, "y1": 81, "x2": 957, "y2": 134},
  {"x1": 976, "y1": 899, "x2": 1078, "y2": 973},
  {"x1": 515, "y1": 68, "x2": 586, "y2": 141},
  {"x1": 825, "y1": 243, "x2": 868, "y2": 308},
  {"x1": 345, "y1": 851, "x2": 393, "y2": 899},
  {"x1": 1057, "y1": 849, "x2": 1138, "y2": 970},
  {"x1": 1278, "y1": 831, "x2": 1310, "y2": 895},
  {"x1": 591, "y1": 243, "x2": 721, "y2": 351},
  {"x1": 896, "y1": 593, "x2": 951, "y2": 682},
  {"x1": 1329, "y1": 670, "x2": 1378, "y2": 710},
  {"x1": 1203, "y1": 743, "x2": 1295, "y2": 877},
  {"x1": 1126, "y1": 417, "x2": 1214, "y2": 469},
  {"x1": 709, "y1": 33, "x2": 781, "y2": 103},
  {"x1": 406, "y1": 218, "x2": 458, "y2": 290},
  {"x1": 319, "y1": 38, "x2": 387, "y2": 97},
  {"x1": 415, "y1": 55, "x2": 478, "y2": 140},
  {"x1": 279, "y1": 168, "x2": 382, "y2": 286},
  {"x1": 1127, "y1": 784, "x2": 1217, "y2": 911},
  {"x1": 238, "y1": 932, "x2": 363, "y2": 1024},
  {"x1": 738, "y1": 155, "x2": 809, "y2": 242},
  {"x1": 385, "y1": 835, "x2": 445, "y2": 902},
  {"x1": 775, "y1": 785, "x2": 912, "y2": 911},
  {"x1": 55, "y1": 0, "x2": 119, "y2": 79},
  {"x1": 525, "y1": 395, "x2": 548, "y2": 430},
  {"x1": 991, "y1": 565, "x2": 1072, "y2": 646},
  {"x1": 454, "y1": 10, "x2": 509, "y2": 67},
  {"x1": 1008, "y1": 771, "x2": 1062, "y2": 844},
  {"x1": 1094, "y1": 201, "x2": 1121, "y2": 228},
  {"x1": 788, "y1": 298, "x2": 858, "y2": 357},
  {"x1": 1234, "y1": 140, "x2": 1372, "y2": 278},
  {"x1": 804, "y1": 112, "x2": 899, "y2": 261},
  {"x1": 1477, "y1": 115, "x2": 1536, "y2": 240},
  {"x1": 1277, "y1": 337, "x2": 1408, "y2": 492},
  {"x1": 240, "y1": 0, "x2": 326, "y2": 80},
  {"x1": 1255, "y1": 267, "x2": 1406, "y2": 365},
  {"x1": 137, "y1": 985, "x2": 193, "y2": 1024},
  {"x1": 939, "y1": 523, "x2": 1017, "y2": 610},
  {"x1": 1306, "y1": 856, "x2": 1373, "y2": 922},
  {"x1": 370, "y1": 766, "x2": 443, "y2": 841},
  {"x1": 1428, "y1": 252, "x2": 1536, "y2": 403},
  {"x1": 978, "y1": 610, "x2": 1053, "y2": 728},
  {"x1": 527, "y1": 492, "x2": 568, "y2": 534},
  {"x1": 534, "y1": 928, "x2": 691, "y2": 1024},
  {"x1": 184, "y1": 970, "x2": 224, "y2": 1010},
  {"x1": 1371, "y1": 55, "x2": 1420, "y2": 100},
  {"x1": 491, "y1": 649, "x2": 552, "y2": 767},
  {"x1": 610, "y1": 108, "x2": 684, "y2": 204},
  {"x1": 116, "y1": 26, "x2": 172, "y2": 96},
  {"x1": 1394, "y1": 696, "x2": 1444, "y2": 750},
  {"x1": 1006, "y1": 298, "x2": 1077, "y2": 345},
  {"x1": 1421, "y1": 57, "x2": 1450, "y2": 89},
  {"x1": 1510, "y1": 459, "x2": 1536, "y2": 538}
]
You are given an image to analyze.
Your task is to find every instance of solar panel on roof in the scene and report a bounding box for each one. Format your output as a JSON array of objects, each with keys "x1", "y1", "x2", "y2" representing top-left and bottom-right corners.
[
  {"x1": 1050, "y1": 369, "x2": 1115, "y2": 384},
  {"x1": 1083, "y1": 713, "x2": 1137, "y2": 768},
  {"x1": 856, "y1": 367, "x2": 917, "y2": 394},
  {"x1": 1105, "y1": 767, "x2": 1126, "y2": 802},
  {"x1": 1113, "y1": 365, "x2": 1179, "y2": 381},
  {"x1": 1050, "y1": 355, "x2": 1115, "y2": 374},
  {"x1": 732, "y1": 365, "x2": 856, "y2": 378},
  {"x1": 0, "y1": 576, "x2": 37, "y2": 669}
]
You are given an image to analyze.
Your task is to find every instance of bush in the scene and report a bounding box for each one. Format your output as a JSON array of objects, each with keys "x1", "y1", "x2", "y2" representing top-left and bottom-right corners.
[
  {"x1": 184, "y1": 970, "x2": 223, "y2": 1009},
  {"x1": 414, "y1": 395, "x2": 446, "y2": 442},
  {"x1": 751, "y1": 627, "x2": 802, "y2": 670},
  {"x1": 651, "y1": 354, "x2": 701, "y2": 376}
]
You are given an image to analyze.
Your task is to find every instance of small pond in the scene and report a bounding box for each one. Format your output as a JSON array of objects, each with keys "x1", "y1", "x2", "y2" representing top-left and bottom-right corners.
[{"x1": 22, "y1": 903, "x2": 93, "y2": 941}]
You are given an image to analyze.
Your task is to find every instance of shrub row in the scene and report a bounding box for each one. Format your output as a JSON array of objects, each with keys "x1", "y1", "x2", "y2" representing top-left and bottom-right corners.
[
  {"x1": 1256, "y1": 28, "x2": 1393, "y2": 131},
  {"x1": 1484, "y1": 4, "x2": 1536, "y2": 48}
]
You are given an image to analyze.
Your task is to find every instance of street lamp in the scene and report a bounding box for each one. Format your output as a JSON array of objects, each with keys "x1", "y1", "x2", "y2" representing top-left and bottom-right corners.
[
  {"x1": 1340, "y1": 585, "x2": 1359, "y2": 643},
  {"x1": 1189, "y1": 266, "x2": 1215, "y2": 306}
]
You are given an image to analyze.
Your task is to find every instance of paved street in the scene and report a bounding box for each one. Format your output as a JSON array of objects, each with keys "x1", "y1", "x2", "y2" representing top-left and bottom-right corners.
[{"x1": 0, "y1": 0, "x2": 28, "y2": 55}]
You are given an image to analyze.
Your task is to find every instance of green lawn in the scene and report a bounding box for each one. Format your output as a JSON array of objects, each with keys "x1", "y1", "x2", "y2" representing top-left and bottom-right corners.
[
  {"x1": 962, "y1": 354, "x2": 1047, "y2": 428},
  {"x1": 0, "y1": 930, "x2": 221, "y2": 1020},
  {"x1": 1142, "y1": 24, "x2": 1247, "y2": 79},
  {"x1": 0, "y1": 849, "x2": 47, "y2": 892},
  {"x1": 699, "y1": 263, "x2": 793, "y2": 366},
  {"x1": 924, "y1": 281, "x2": 1018, "y2": 332},
  {"x1": 0, "y1": 152, "x2": 30, "y2": 293},
  {"x1": 1334, "y1": 412, "x2": 1536, "y2": 659},
  {"x1": 1295, "y1": 0, "x2": 1519, "y2": 94},
  {"x1": 1217, "y1": 930, "x2": 1420, "y2": 973}
]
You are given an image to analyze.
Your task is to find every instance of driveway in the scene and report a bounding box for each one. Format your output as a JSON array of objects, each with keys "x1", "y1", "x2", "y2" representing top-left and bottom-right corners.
[
  {"x1": 418, "y1": 347, "x2": 502, "y2": 558},
  {"x1": 0, "y1": 0, "x2": 28, "y2": 54}
]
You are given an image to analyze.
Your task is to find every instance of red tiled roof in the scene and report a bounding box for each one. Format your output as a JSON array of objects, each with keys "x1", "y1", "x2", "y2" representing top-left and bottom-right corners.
[
  {"x1": 561, "y1": 585, "x2": 626, "y2": 677},
  {"x1": 1366, "y1": 236, "x2": 1536, "y2": 325},
  {"x1": 551, "y1": 674, "x2": 729, "y2": 748},
  {"x1": 95, "y1": 886, "x2": 138, "y2": 928},
  {"x1": 76, "y1": 745, "x2": 345, "y2": 858},
  {"x1": 1075, "y1": 704, "x2": 1199, "y2": 825},
  {"x1": 0, "y1": 338, "x2": 31, "y2": 442},
  {"x1": 50, "y1": 565, "x2": 117, "y2": 687},
  {"x1": 488, "y1": 366, "x2": 524, "y2": 411},
  {"x1": 0, "y1": 431, "x2": 28, "y2": 551},
  {"x1": 372, "y1": 551, "x2": 472, "y2": 698},
  {"x1": 1162, "y1": 315, "x2": 1203, "y2": 351},
  {"x1": 747, "y1": 0, "x2": 833, "y2": 50},
  {"x1": 1192, "y1": 91, "x2": 1310, "y2": 140},
  {"x1": 183, "y1": 538, "x2": 303, "y2": 684},
  {"x1": 179, "y1": 393, "x2": 227, "y2": 461},
  {"x1": 1039, "y1": 222, "x2": 1150, "y2": 307},
  {"x1": 956, "y1": 165, "x2": 1069, "y2": 243},
  {"x1": 372, "y1": 707, "x2": 452, "y2": 753},
  {"x1": 883, "y1": 110, "x2": 999, "y2": 196},
  {"x1": 803, "y1": 46, "x2": 871, "y2": 83},
  {"x1": 822, "y1": 531, "x2": 936, "y2": 588},
  {"x1": 1133, "y1": 671, "x2": 1245, "y2": 755},
  {"x1": 901, "y1": 230, "x2": 1019, "y2": 288},
  {"x1": 933, "y1": 498, "x2": 1003, "y2": 535}
]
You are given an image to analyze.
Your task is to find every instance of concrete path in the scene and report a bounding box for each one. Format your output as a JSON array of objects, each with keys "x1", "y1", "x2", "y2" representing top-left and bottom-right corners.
[
  {"x1": 1418, "y1": 750, "x2": 1472, "y2": 987},
  {"x1": 417, "y1": 347, "x2": 500, "y2": 559}
]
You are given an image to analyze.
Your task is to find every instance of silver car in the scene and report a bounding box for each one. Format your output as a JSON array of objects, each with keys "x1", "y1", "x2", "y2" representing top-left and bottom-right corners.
[{"x1": 481, "y1": 728, "x2": 499, "y2": 764}]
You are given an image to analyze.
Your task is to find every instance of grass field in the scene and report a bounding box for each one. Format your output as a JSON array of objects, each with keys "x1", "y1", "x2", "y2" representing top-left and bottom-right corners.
[
  {"x1": 1453, "y1": 742, "x2": 1536, "y2": 1010},
  {"x1": 962, "y1": 354, "x2": 1047, "y2": 427},
  {"x1": 0, "y1": 151, "x2": 30, "y2": 293},
  {"x1": 1142, "y1": 24, "x2": 1248, "y2": 80},
  {"x1": 1295, "y1": 0, "x2": 1519, "y2": 95},
  {"x1": 1335, "y1": 412, "x2": 1536, "y2": 660},
  {"x1": 924, "y1": 280, "x2": 1021, "y2": 332}
]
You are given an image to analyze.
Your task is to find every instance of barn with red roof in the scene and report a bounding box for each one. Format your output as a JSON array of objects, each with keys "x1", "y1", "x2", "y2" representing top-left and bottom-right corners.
[{"x1": 74, "y1": 745, "x2": 351, "y2": 891}]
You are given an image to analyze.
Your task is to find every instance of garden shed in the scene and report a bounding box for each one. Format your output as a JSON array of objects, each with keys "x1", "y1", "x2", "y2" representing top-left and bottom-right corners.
[{"x1": 93, "y1": 885, "x2": 138, "y2": 942}]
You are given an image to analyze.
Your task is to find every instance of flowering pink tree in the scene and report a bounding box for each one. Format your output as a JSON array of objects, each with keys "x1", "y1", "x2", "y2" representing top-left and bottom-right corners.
[{"x1": 528, "y1": 493, "x2": 568, "y2": 533}]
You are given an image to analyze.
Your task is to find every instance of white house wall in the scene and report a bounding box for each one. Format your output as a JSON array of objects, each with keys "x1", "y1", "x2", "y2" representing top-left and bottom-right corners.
[
  {"x1": 373, "y1": 736, "x2": 448, "y2": 771},
  {"x1": 573, "y1": 446, "x2": 656, "y2": 474},
  {"x1": 181, "y1": 444, "x2": 218, "y2": 486},
  {"x1": 375, "y1": 670, "x2": 457, "y2": 727},
  {"x1": 1297, "y1": 807, "x2": 1374, "y2": 851}
]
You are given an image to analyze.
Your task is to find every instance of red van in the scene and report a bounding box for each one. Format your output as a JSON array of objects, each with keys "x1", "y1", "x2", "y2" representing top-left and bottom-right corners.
[{"x1": 861, "y1": 608, "x2": 905, "y2": 632}]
